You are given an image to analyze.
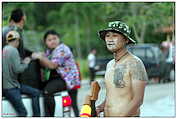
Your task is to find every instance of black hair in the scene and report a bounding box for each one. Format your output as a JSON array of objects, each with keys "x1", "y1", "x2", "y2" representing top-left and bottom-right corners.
[
  {"x1": 9, "y1": 8, "x2": 24, "y2": 23},
  {"x1": 90, "y1": 48, "x2": 96, "y2": 51},
  {"x1": 43, "y1": 30, "x2": 60, "y2": 42}
]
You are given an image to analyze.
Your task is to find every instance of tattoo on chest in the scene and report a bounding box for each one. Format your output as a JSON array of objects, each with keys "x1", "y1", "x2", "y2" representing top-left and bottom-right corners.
[{"x1": 113, "y1": 64, "x2": 126, "y2": 88}]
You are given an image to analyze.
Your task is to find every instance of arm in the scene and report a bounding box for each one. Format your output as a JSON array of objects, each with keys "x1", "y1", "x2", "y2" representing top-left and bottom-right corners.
[
  {"x1": 11, "y1": 49, "x2": 28, "y2": 73},
  {"x1": 121, "y1": 80, "x2": 146, "y2": 116},
  {"x1": 32, "y1": 52, "x2": 58, "y2": 69},
  {"x1": 33, "y1": 45, "x2": 70, "y2": 69},
  {"x1": 96, "y1": 100, "x2": 106, "y2": 116},
  {"x1": 120, "y1": 60, "x2": 148, "y2": 116},
  {"x1": 95, "y1": 60, "x2": 112, "y2": 115},
  {"x1": 95, "y1": 79, "x2": 106, "y2": 115},
  {"x1": 38, "y1": 56, "x2": 58, "y2": 69}
]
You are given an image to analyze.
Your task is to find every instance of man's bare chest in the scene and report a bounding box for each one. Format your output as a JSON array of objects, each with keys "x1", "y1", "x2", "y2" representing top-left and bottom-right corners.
[{"x1": 105, "y1": 62, "x2": 131, "y2": 89}]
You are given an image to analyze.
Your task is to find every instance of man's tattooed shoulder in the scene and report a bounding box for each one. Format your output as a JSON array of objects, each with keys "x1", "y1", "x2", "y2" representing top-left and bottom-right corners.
[{"x1": 127, "y1": 58, "x2": 148, "y2": 81}]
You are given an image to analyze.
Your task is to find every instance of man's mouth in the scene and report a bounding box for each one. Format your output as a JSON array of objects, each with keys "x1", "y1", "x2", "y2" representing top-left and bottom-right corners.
[
  {"x1": 107, "y1": 43, "x2": 115, "y2": 46},
  {"x1": 51, "y1": 43, "x2": 57, "y2": 46}
]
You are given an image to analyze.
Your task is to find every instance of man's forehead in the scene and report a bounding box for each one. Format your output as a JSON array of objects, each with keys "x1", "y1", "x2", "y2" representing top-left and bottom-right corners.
[
  {"x1": 106, "y1": 31, "x2": 122, "y2": 35},
  {"x1": 105, "y1": 31, "x2": 127, "y2": 39}
]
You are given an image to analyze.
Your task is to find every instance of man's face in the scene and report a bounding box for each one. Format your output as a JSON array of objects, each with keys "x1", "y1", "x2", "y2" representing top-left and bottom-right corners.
[
  {"x1": 92, "y1": 49, "x2": 96, "y2": 54},
  {"x1": 45, "y1": 34, "x2": 60, "y2": 49},
  {"x1": 105, "y1": 31, "x2": 128, "y2": 52},
  {"x1": 21, "y1": 15, "x2": 26, "y2": 28},
  {"x1": 15, "y1": 39, "x2": 20, "y2": 48}
]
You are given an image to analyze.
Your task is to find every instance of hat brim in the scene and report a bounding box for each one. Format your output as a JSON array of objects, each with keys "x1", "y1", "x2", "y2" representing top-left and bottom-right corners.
[{"x1": 98, "y1": 28, "x2": 136, "y2": 44}]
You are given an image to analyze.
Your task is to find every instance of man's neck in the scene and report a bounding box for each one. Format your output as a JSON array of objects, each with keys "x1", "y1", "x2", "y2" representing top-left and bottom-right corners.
[
  {"x1": 8, "y1": 43, "x2": 17, "y2": 48},
  {"x1": 114, "y1": 48, "x2": 128, "y2": 62},
  {"x1": 9, "y1": 21, "x2": 23, "y2": 29}
]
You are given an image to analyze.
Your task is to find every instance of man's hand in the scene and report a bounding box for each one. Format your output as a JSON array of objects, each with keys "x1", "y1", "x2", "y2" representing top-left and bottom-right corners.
[
  {"x1": 96, "y1": 101, "x2": 105, "y2": 116},
  {"x1": 23, "y1": 57, "x2": 31, "y2": 64}
]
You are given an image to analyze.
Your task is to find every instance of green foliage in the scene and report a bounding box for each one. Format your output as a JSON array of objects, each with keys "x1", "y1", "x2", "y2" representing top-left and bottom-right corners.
[
  {"x1": 2, "y1": 2, "x2": 174, "y2": 77},
  {"x1": 23, "y1": 31, "x2": 44, "y2": 52},
  {"x1": 76, "y1": 58, "x2": 89, "y2": 78}
]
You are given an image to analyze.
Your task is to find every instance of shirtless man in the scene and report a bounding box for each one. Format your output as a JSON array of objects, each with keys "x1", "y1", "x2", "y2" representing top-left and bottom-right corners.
[{"x1": 95, "y1": 21, "x2": 148, "y2": 117}]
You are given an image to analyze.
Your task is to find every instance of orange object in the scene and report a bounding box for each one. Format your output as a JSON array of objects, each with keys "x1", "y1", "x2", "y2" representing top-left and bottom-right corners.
[
  {"x1": 90, "y1": 81, "x2": 100, "y2": 100},
  {"x1": 80, "y1": 81, "x2": 101, "y2": 117}
]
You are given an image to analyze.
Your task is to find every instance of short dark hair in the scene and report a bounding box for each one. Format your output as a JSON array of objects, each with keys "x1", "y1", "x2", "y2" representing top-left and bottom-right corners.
[
  {"x1": 10, "y1": 8, "x2": 24, "y2": 23},
  {"x1": 91, "y1": 48, "x2": 96, "y2": 51},
  {"x1": 43, "y1": 30, "x2": 60, "y2": 42}
]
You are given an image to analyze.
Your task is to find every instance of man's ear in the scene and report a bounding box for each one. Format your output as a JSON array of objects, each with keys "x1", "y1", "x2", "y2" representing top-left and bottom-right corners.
[
  {"x1": 125, "y1": 38, "x2": 129, "y2": 44},
  {"x1": 21, "y1": 15, "x2": 26, "y2": 23},
  {"x1": 127, "y1": 40, "x2": 129, "y2": 44}
]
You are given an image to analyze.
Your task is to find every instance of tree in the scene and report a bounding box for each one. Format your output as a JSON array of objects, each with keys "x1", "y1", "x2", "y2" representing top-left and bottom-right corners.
[{"x1": 2, "y1": 2, "x2": 174, "y2": 58}]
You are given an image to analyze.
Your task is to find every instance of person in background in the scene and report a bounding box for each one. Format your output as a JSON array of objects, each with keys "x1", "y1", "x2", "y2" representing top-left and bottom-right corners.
[
  {"x1": 172, "y1": 39, "x2": 175, "y2": 64},
  {"x1": 87, "y1": 48, "x2": 97, "y2": 84},
  {"x1": 2, "y1": 8, "x2": 43, "y2": 90},
  {"x1": 2, "y1": 8, "x2": 31, "y2": 58},
  {"x1": 161, "y1": 40, "x2": 175, "y2": 82},
  {"x1": 67, "y1": 46, "x2": 81, "y2": 117},
  {"x1": 32, "y1": 30, "x2": 81, "y2": 117},
  {"x1": 3, "y1": 31, "x2": 41, "y2": 117}
]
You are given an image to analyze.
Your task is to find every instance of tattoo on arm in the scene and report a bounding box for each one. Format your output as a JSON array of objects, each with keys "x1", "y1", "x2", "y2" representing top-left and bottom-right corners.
[{"x1": 128, "y1": 60, "x2": 148, "y2": 81}]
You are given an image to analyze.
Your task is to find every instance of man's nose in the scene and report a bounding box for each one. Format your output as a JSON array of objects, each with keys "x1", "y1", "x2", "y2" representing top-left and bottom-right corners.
[{"x1": 107, "y1": 38, "x2": 114, "y2": 42}]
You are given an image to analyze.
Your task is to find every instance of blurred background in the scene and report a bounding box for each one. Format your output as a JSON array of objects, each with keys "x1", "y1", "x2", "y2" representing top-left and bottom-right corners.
[
  {"x1": 2, "y1": 2, "x2": 175, "y2": 117},
  {"x1": 2, "y1": 2, "x2": 175, "y2": 78}
]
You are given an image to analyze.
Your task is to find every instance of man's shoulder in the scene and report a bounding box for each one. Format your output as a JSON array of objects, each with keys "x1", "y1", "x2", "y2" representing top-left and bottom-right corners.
[
  {"x1": 128, "y1": 53, "x2": 143, "y2": 64},
  {"x1": 56, "y1": 43, "x2": 70, "y2": 52},
  {"x1": 54, "y1": 44, "x2": 64, "y2": 52},
  {"x1": 3, "y1": 46, "x2": 18, "y2": 56},
  {"x1": 4, "y1": 45, "x2": 18, "y2": 52},
  {"x1": 127, "y1": 53, "x2": 148, "y2": 81},
  {"x1": 53, "y1": 43, "x2": 72, "y2": 57},
  {"x1": 3, "y1": 26, "x2": 9, "y2": 31},
  {"x1": 2, "y1": 26, "x2": 10, "y2": 35},
  {"x1": 3, "y1": 25, "x2": 21, "y2": 37},
  {"x1": 3, "y1": 25, "x2": 21, "y2": 33},
  {"x1": 87, "y1": 53, "x2": 95, "y2": 60},
  {"x1": 60, "y1": 43, "x2": 69, "y2": 49},
  {"x1": 125, "y1": 53, "x2": 146, "y2": 69},
  {"x1": 88, "y1": 53, "x2": 94, "y2": 57},
  {"x1": 3, "y1": 25, "x2": 14, "y2": 31}
]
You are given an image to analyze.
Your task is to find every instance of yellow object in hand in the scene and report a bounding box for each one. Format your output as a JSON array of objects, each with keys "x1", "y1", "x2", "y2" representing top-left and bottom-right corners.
[{"x1": 80, "y1": 105, "x2": 91, "y2": 117}]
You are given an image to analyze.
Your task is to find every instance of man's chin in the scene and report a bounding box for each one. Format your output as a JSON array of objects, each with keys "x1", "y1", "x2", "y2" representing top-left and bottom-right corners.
[{"x1": 107, "y1": 48, "x2": 117, "y2": 53}]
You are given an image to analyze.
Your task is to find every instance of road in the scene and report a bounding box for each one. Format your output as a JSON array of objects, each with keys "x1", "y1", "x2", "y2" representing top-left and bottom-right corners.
[{"x1": 77, "y1": 78, "x2": 175, "y2": 117}]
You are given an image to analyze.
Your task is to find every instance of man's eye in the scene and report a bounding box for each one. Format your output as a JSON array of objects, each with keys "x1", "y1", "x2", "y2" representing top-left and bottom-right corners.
[
  {"x1": 47, "y1": 39, "x2": 52, "y2": 42},
  {"x1": 113, "y1": 34, "x2": 118, "y2": 37},
  {"x1": 105, "y1": 34, "x2": 110, "y2": 37},
  {"x1": 54, "y1": 37, "x2": 58, "y2": 40}
]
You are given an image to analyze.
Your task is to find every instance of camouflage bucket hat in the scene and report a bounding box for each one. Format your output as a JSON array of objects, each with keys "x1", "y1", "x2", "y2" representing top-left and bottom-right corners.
[{"x1": 98, "y1": 21, "x2": 136, "y2": 44}]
